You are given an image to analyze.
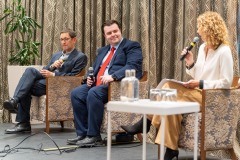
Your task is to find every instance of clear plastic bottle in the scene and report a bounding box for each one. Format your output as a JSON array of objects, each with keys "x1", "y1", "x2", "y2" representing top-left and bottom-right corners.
[
  {"x1": 120, "y1": 70, "x2": 131, "y2": 101},
  {"x1": 128, "y1": 69, "x2": 139, "y2": 102}
]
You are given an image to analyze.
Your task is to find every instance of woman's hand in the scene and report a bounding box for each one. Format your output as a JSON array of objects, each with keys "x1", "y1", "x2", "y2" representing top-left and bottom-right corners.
[
  {"x1": 181, "y1": 48, "x2": 194, "y2": 66},
  {"x1": 183, "y1": 80, "x2": 200, "y2": 89}
]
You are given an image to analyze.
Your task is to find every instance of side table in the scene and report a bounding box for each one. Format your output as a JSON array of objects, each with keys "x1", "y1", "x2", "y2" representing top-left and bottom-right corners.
[{"x1": 106, "y1": 99, "x2": 200, "y2": 160}]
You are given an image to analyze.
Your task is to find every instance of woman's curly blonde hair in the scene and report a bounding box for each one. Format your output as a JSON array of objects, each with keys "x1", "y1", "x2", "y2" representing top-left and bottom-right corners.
[{"x1": 197, "y1": 11, "x2": 229, "y2": 49}]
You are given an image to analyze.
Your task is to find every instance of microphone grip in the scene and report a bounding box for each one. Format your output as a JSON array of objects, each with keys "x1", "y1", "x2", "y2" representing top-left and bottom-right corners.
[
  {"x1": 49, "y1": 66, "x2": 56, "y2": 72},
  {"x1": 89, "y1": 74, "x2": 94, "y2": 81},
  {"x1": 88, "y1": 67, "x2": 94, "y2": 82},
  {"x1": 180, "y1": 52, "x2": 189, "y2": 61},
  {"x1": 179, "y1": 45, "x2": 194, "y2": 61},
  {"x1": 49, "y1": 59, "x2": 64, "y2": 71}
]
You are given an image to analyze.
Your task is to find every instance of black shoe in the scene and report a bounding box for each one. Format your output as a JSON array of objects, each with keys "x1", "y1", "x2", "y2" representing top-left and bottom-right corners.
[
  {"x1": 164, "y1": 147, "x2": 179, "y2": 160},
  {"x1": 3, "y1": 98, "x2": 18, "y2": 113},
  {"x1": 67, "y1": 135, "x2": 86, "y2": 145},
  {"x1": 120, "y1": 117, "x2": 151, "y2": 135},
  {"x1": 5, "y1": 122, "x2": 31, "y2": 134},
  {"x1": 76, "y1": 136, "x2": 103, "y2": 147}
]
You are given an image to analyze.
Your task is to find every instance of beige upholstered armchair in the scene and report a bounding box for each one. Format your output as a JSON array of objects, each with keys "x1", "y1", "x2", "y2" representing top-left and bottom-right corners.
[
  {"x1": 152, "y1": 77, "x2": 240, "y2": 160},
  {"x1": 100, "y1": 71, "x2": 149, "y2": 133},
  {"x1": 30, "y1": 69, "x2": 85, "y2": 133},
  {"x1": 178, "y1": 86, "x2": 240, "y2": 160}
]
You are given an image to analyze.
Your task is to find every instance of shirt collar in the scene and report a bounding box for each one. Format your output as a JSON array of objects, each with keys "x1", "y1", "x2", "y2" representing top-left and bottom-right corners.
[
  {"x1": 62, "y1": 48, "x2": 75, "y2": 55},
  {"x1": 111, "y1": 38, "x2": 123, "y2": 51}
]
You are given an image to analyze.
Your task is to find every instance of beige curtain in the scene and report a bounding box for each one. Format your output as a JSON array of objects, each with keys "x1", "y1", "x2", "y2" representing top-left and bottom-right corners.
[{"x1": 0, "y1": 0, "x2": 239, "y2": 121}]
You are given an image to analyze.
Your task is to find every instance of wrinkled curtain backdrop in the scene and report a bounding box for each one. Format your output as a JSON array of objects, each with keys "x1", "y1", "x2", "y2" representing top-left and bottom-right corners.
[{"x1": 0, "y1": 0, "x2": 239, "y2": 122}]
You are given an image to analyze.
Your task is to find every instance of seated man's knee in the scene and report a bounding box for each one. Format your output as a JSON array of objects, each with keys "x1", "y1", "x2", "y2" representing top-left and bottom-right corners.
[{"x1": 87, "y1": 88, "x2": 99, "y2": 100}]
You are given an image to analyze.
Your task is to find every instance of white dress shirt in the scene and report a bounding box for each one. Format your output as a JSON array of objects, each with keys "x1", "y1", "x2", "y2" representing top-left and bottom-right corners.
[{"x1": 186, "y1": 43, "x2": 233, "y2": 89}]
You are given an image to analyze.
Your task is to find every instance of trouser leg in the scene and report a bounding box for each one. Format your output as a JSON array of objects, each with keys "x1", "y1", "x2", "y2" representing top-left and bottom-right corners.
[
  {"x1": 13, "y1": 67, "x2": 44, "y2": 101},
  {"x1": 16, "y1": 79, "x2": 46, "y2": 122},
  {"x1": 71, "y1": 84, "x2": 89, "y2": 136},
  {"x1": 87, "y1": 85, "x2": 108, "y2": 136},
  {"x1": 153, "y1": 114, "x2": 183, "y2": 150}
]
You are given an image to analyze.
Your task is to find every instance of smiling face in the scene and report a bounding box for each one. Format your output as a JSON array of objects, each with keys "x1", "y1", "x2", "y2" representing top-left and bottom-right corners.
[
  {"x1": 60, "y1": 32, "x2": 76, "y2": 53},
  {"x1": 103, "y1": 23, "x2": 122, "y2": 46}
]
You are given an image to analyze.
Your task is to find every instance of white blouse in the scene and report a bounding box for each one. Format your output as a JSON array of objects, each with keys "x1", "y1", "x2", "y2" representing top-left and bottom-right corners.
[{"x1": 186, "y1": 43, "x2": 233, "y2": 89}]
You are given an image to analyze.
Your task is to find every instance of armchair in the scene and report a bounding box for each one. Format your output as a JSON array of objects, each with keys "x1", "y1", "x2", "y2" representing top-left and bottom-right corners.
[
  {"x1": 178, "y1": 86, "x2": 240, "y2": 160},
  {"x1": 30, "y1": 69, "x2": 85, "y2": 133},
  {"x1": 100, "y1": 71, "x2": 149, "y2": 133},
  {"x1": 150, "y1": 77, "x2": 240, "y2": 160}
]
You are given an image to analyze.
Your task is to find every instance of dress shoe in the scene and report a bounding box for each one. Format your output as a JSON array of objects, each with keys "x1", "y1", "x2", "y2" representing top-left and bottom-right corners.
[
  {"x1": 164, "y1": 147, "x2": 179, "y2": 160},
  {"x1": 121, "y1": 117, "x2": 151, "y2": 135},
  {"x1": 3, "y1": 98, "x2": 18, "y2": 113},
  {"x1": 76, "y1": 135, "x2": 103, "y2": 147},
  {"x1": 67, "y1": 135, "x2": 86, "y2": 145},
  {"x1": 5, "y1": 122, "x2": 31, "y2": 134}
]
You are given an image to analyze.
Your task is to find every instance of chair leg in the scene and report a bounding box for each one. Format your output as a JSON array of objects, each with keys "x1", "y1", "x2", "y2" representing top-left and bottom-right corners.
[
  {"x1": 45, "y1": 120, "x2": 50, "y2": 134},
  {"x1": 200, "y1": 150, "x2": 206, "y2": 160},
  {"x1": 229, "y1": 148, "x2": 237, "y2": 160},
  {"x1": 158, "y1": 144, "x2": 160, "y2": 160},
  {"x1": 137, "y1": 133, "x2": 143, "y2": 142},
  {"x1": 60, "y1": 121, "x2": 64, "y2": 128}
]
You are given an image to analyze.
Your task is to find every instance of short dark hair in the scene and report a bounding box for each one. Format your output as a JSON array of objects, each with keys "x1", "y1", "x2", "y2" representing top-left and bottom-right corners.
[
  {"x1": 60, "y1": 28, "x2": 77, "y2": 38},
  {"x1": 101, "y1": 20, "x2": 121, "y2": 34}
]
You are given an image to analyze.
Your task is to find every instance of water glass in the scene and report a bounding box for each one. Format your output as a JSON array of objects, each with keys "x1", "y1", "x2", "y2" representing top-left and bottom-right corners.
[
  {"x1": 161, "y1": 89, "x2": 177, "y2": 102},
  {"x1": 150, "y1": 89, "x2": 162, "y2": 101}
]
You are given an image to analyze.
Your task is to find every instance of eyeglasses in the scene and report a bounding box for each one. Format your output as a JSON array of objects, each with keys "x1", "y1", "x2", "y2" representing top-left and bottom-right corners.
[{"x1": 60, "y1": 38, "x2": 71, "y2": 42}]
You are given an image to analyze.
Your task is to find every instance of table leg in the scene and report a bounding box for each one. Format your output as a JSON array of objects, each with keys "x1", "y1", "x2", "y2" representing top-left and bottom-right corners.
[
  {"x1": 194, "y1": 112, "x2": 198, "y2": 160},
  {"x1": 107, "y1": 111, "x2": 112, "y2": 160},
  {"x1": 160, "y1": 116, "x2": 165, "y2": 160},
  {"x1": 142, "y1": 114, "x2": 146, "y2": 160}
]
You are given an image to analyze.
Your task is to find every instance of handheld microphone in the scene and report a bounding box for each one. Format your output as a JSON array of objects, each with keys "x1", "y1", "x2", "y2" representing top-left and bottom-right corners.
[
  {"x1": 88, "y1": 67, "x2": 94, "y2": 81},
  {"x1": 180, "y1": 37, "x2": 199, "y2": 61},
  {"x1": 49, "y1": 56, "x2": 68, "y2": 71}
]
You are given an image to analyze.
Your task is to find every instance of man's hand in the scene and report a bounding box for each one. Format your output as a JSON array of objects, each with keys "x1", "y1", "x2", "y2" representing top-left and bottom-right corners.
[
  {"x1": 87, "y1": 76, "x2": 95, "y2": 87},
  {"x1": 51, "y1": 59, "x2": 64, "y2": 70},
  {"x1": 40, "y1": 69, "x2": 54, "y2": 78},
  {"x1": 99, "y1": 75, "x2": 114, "y2": 85},
  {"x1": 183, "y1": 79, "x2": 199, "y2": 89}
]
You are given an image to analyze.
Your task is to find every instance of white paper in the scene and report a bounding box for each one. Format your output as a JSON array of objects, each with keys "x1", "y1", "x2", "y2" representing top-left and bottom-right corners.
[{"x1": 157, "y1": 78, "x2": 185, "y2": 89}]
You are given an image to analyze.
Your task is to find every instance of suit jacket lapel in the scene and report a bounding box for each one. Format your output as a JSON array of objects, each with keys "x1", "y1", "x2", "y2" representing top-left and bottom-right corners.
[
  {"x1": 95, "y1": 46, "x2": 110, "y2": 72},
  {"x1": 66, "y1": 49, "x2": 78, "y2": 61},
  {"x1": 109, "y1": 38, "x2": 126, "y2": 68}
]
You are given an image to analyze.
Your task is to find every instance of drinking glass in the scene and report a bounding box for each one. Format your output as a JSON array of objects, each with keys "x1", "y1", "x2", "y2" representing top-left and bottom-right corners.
[{"x1": 161, "y1": 89, "x2": 177, "y2": 101}]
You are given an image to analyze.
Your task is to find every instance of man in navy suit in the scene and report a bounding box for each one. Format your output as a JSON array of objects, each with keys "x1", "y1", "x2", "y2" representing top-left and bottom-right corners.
[
  {"x1": 3, "y1": 29, "x2": 87, "y2": 134},
  {"x1": 67, "y1": 20, "x2": 143, "y2": 146}
]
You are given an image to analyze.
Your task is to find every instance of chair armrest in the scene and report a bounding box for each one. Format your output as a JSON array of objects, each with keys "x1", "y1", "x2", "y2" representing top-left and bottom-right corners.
[
  {"x1": 232, "y1": 76, "x2": 240, "y2": 88},
  {"x1": 46, "y1": 76, "x2": 83, "y2": 121},
  {"x1": 202, "y1": 88, "x2": 240, "y2": 150}
]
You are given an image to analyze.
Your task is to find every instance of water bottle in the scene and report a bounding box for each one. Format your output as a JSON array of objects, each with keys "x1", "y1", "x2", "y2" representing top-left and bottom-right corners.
[
  {"x1": 129, "y1": 69, "x2": 139, "y2": 102},
  {"x1": 120, "y1": 70, "x2": 131, "y2": 101}
]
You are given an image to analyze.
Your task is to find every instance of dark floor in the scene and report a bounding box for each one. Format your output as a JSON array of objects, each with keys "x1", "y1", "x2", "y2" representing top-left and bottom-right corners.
[{"x1": 0, "y1": 123, "x2": 226, "y2": 160}]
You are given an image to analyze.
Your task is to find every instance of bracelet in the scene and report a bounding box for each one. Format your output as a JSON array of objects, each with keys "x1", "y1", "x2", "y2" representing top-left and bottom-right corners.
[
  {"x1": 186, "y1": 62, "x2": 195, "y2": 70},
  {"x1": 199, "y1": 80, "x2": 204, "y2": 89}
]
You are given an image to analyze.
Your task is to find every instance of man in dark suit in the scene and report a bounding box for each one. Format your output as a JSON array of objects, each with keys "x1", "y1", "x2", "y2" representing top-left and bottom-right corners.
[
  {"x1": 3, "y1": 28, "x2": 87, "y2": 134},
  {"x1": 67, "y1": 20, "x2": 143, "y2": 146}
]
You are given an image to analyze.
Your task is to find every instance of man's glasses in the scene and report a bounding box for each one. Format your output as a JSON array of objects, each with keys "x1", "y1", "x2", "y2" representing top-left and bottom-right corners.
[{"x1": 60, "y1": 38, "x2": 71, "y2": 42}]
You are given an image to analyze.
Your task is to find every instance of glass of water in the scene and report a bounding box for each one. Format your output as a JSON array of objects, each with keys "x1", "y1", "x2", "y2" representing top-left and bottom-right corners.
[
  {"x1": 161, "y1": 88, "x2": 177, "y2": 102},
  {"x1": 150, "y1": 89, "x2": 162, "y2": 101}
]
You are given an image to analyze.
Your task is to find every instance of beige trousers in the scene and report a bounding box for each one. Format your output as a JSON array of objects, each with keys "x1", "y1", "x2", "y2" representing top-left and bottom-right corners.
[{"x1": 151, "y1": 81, "x2": 202, "y2": 150}]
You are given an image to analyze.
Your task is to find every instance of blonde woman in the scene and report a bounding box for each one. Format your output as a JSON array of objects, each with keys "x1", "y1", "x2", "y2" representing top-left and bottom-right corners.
[{"x1": 121, "y1": 11, "x2": 233, "y2": 160}]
